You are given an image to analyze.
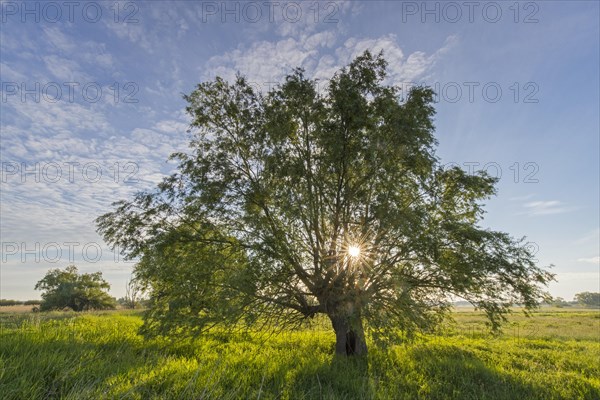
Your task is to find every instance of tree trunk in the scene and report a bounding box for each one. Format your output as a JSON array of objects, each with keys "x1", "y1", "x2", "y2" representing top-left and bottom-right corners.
[{"x1": 329, "y1": 313, "x2": 368, "y2": 356}]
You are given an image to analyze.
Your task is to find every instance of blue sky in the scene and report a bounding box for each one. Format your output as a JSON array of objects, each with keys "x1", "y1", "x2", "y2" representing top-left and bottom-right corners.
[{"x1": 1, "y1": 1, "x2": 598, "y2": 300}]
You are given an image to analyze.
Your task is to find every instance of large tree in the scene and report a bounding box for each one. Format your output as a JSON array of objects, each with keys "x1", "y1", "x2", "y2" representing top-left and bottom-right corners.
[
  {"x1": 97, "y1": 51, "x2": 553, "y2": 356},
  {"x1": 35, "y1": 265, "x2": 116, "y2": 311}
]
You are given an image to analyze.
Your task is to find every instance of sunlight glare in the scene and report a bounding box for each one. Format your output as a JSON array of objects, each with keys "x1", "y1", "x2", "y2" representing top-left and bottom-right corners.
[{"x1": 348, "y1": 245, "x2": 361, "y2": 258}]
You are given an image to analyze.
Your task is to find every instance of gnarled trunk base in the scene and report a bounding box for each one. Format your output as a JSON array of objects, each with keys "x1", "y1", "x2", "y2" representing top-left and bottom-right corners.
[{"x1": 329, "y1": 314, "x2": 367, "y2": 356}]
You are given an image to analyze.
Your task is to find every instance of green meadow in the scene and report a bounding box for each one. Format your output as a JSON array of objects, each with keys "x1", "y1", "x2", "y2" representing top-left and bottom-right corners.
[{"x1": 0, "y1": 309, "x2": 598, "y2": 399}]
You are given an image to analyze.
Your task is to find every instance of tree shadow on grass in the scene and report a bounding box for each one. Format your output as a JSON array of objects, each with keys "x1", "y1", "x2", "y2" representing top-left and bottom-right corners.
[
  {"x1": 369, "y1": 343, "x2": 599, "y2": 400},
  {"x1": 282, "y1": 354, "x2": 373, "y2": 399},
  {"x1": 0, "y1": 331, "x2": 176, "y2": 399},
  {"x1": 2, "y1": 329, "x2": 356, "y2": 400},
  {"x1": 3, "y1": 332, "x2": 598, "y2": 400},
  {"x1": 279, "y1": 340, "x2": 600, "y2": 400}
]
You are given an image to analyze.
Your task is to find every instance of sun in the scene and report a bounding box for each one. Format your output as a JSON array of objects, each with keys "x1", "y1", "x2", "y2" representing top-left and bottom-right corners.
[{"x1": 348, "y1": 245, "x2": 361, "y2": 258}]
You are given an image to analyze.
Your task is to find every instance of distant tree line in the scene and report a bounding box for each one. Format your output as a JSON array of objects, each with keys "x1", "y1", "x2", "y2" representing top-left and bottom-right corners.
[
  {"x1": 0, "y1": 299, "x2": 42, "y2": 306},
  {"x1": 550, "y1": 292, "x2": 600, "y2": 308}
]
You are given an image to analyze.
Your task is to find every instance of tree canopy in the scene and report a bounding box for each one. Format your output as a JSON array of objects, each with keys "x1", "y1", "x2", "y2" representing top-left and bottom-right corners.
[
  {"x1": 97, "y1": 51, "x2": 554, "y2": 355},
  {"x1": 574, "y1": 292, "x2": 600, "y2": 308},
  {"x1": 35, "y1": 265, "x2": 116, "y2": 311}
]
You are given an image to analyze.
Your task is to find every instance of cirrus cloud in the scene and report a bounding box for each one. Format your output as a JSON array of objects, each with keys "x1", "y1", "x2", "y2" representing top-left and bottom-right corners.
[{"x1": 577, "y1": 256, "x2": 600, "y2": 264}]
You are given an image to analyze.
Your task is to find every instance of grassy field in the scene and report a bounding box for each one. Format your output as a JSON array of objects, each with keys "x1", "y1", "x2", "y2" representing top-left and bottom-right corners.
[
  {"x1": 0, "y1": 309, "x2": 598, "y2": 399},
  {"x1": 0, "y1": 305, "x2": 36, "y2": 314}
]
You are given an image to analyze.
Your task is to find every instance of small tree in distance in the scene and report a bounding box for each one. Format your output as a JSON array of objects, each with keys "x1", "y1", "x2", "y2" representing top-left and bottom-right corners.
[
  {"x1": 574, "y1": 292, "x2": 600, "y2": 308},
  {"x1": 35, "y1": 265, "x2": 116, "y2": 311},
  {"x1": 550, "y1": 297, "x2": 570, "y2": 308},
  {"x1": 97, "y1": 51, "x2": 554, "y2": 356},
  {"x1": 121, "y1": 278, "x2": 144, "y2": 309}
]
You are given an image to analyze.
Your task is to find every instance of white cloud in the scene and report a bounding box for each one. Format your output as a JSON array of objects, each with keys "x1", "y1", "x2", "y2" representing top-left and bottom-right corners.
[
  {"x1": 43, "y1": 26, "x2": 114, "y2": 70},
  {"x1": 0, "y1": 62, "x2": 27, "y2": 81},
  {"x1": 577, "y1": 256, "x2": 600, "y2": 264},
  {"x1": 153, "y1": 119, "x2": 189, "y2": 135},
  {"x1": 42, "y1": 26, "x2": 77, "y2": 53},
  {"x1": 43, "y1": 55, "x2": 89, "y2": 82},
  {"x1": 80, "y1": 47, "x2": 114, "y2": 69},
  {"x1": 334, "y1": 34, "x2": 456, "y2": 84},
  {"x1": 5, "y1": 100, "x2": 111, "y2": 138},
  {"x1": 574, "y1": 228, "x2": 600, "y2": 245},
  {"x1": 204, "y1": 35, "x2": 325, "y2": 85},
  {"x1": 102, "y1": 13, "x2": 153, "y2": 52},
  {"x1": 203, "y1": 32, "x2": 456, "y2": 91},
  {"x1": 260, "y1": 1, "x2": 360, "y2": 38},
  {"x1": 0, "y1": 126, "x2": 188, "y2": 246},
  {"x1": 522, "y1": 200, "x2": 572, "y2": 216}
]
